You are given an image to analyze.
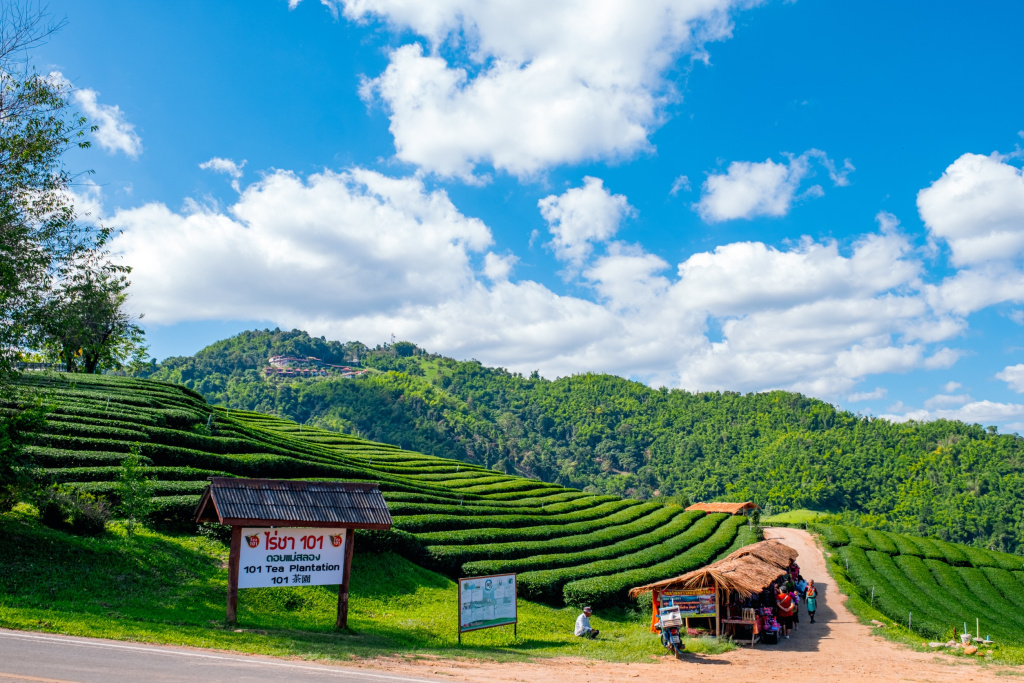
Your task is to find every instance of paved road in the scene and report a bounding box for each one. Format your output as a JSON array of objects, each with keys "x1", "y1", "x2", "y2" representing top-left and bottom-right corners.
[{"x1": 0, "y1": 629, "x2": 440, "y2": 683}]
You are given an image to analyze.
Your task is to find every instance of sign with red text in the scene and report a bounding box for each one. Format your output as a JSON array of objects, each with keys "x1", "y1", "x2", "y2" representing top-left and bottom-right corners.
[{"x1": 238, "y1": 527, "x2": 346, "y2": 589}]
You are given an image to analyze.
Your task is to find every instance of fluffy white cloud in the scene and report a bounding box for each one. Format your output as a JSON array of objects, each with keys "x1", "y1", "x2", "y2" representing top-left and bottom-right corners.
[
  {"x1": 341, "y1": 0, "x2": 760, "y2": 179},
  {"x1": 200, "y1": 157, "x2": 247, "y2": 192},
  {"x1": 695, "y1": 149, "x2": 852, "y2": 222},
  {"x1": 108, "y1": 168, "x2": 491, "y2": 324},
  {"x1": 73, "y1": 88, "x2": 142, "y2": 158},
  {"x1": 918, "y1": 154, "x2": 1024, "y2": 315},
  {"x1": 539, "y1": 177, "x2": 633, "y2": 269},
  {"x1": 997, "y1": 364, "x2": 1024, "y2": 393},
  {"x1": 918, "y1": 153, "x2": 1024, "y2": 266},
  {"x1": 848, "y1": 387, "x2": 887, "y2": 402},
  {"x1": 881, "y1": 399, "x2": 1024, "y2": 428}
]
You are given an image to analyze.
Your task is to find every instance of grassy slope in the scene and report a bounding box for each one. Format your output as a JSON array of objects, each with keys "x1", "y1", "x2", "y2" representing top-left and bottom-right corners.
[{"x1": 0, "y1": 506, "x2": 732, "y2": 661}]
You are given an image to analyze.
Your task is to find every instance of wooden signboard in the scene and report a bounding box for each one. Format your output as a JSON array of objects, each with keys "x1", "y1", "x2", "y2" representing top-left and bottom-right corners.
[{"x1": 195, "y1": 478, "x2": 391, "y2": 627}]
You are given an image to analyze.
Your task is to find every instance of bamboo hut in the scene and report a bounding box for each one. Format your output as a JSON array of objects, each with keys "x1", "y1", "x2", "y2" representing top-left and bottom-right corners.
[
  {"x1": 629, "y1": 540, "x2": 798, "y2": 644},
  {"x1": 684, "y1": 501, "x2": 759, "y2": 515}
]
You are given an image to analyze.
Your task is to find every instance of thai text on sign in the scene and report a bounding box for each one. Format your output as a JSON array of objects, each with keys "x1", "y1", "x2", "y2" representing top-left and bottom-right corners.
[
  {"x1": 661, "y1": 586, "x2": 716, "y2": 617},
  {"x1": 238, "y1": 527, "x2": 346, "y2": 589}
]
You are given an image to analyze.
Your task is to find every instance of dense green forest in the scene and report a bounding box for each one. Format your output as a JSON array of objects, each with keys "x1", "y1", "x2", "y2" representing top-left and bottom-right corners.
[{"x1": 140, "y1": 329, "x2": 1024, "y2": 555}]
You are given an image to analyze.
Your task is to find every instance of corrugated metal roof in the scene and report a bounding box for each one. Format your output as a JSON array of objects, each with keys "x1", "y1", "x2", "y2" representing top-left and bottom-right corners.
[
  {"x1": 194, "y1": 478, "x2": 392, "y2": 529},
  {"x1": 685, "y1": 501, "x2": 759, "y2": 515}
]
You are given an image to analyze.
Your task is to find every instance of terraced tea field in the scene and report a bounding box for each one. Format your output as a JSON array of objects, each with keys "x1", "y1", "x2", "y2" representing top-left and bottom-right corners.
[
  {"x1": 814, "y1": 523, "x2": 1024, "y2": 645},
  {"x1": 4, "y1": 372, "x2": 757, "y2": 608}
]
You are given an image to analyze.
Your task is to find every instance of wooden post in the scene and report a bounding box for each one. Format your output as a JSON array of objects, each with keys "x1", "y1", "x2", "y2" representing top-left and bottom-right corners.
[
  {"x1": 226, "y1": 525, "x2": 242, "y2": 624},
  {"x1": 336, "y1": 528, "x2": 356, "y2": 629},
  {"x1": 714, "y1": 585, "x2": 721, "y2": 637}
]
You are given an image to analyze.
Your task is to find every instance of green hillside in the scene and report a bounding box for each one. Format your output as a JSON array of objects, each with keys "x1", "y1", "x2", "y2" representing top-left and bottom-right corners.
[
  {"x1": 816, "y1": 523, "x2": 1024, "y2": 657},
  {"x1": 2, "y1": 371, "x2": 757, "y2": 608},
  {"x1": 140, "y1": 328, "x2": 1024, "y2": 554}
]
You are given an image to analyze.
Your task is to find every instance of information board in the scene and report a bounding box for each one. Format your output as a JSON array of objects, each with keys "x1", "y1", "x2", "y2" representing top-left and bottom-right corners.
[
  {"x1": 238, "y1": 527, "x2": 346, "y2": 589},
  {"x1": 661, "y1": 587, "x2": 717, "y2": 617},
  {"x1": 459, "y1": 574, "x2": 517, "y2": 633}
]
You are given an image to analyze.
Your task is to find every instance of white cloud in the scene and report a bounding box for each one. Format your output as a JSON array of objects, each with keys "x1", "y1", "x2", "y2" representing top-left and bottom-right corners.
[
  {"x1": 695, "y1": 149, "x2": 851, "y2": 223},
  {"x1": 483, "y1": 252, "x2": 517, "y2": 281},
  {"x1": 880, "y1": 400, "x2": 1024, "y2": 427},
  {"x1": 539, "y1": 177, "x2": 633, "y2": 270},
  {"x1": 670, "y1": 175, "x2": 691, "y2": 195},
  {"x1": 341, "y1": 0, "x2": 761, "y2": 179},
  {"x1": 200, "y1": 157, "x2": 247, "y2": 192},
  {"x1": 114, "y1": 165, "x2": 973, "y2": 409},
  {"x1": 923, "y1": 393, "x2": 970, "y2": 409},
  {"x1": 996, "y1": 364, "x2": 1024, "y2": 393},
  {"x1": 848, "y1": 387, "x2": 887, "y2": 402},
  {"x1": 73, "y1": 88, "x2": 142, "y2": 158},
  {"x1": 918, "y1": 153, "x2": 1024, "y2": 267},
  {"x1": 943, "y1": 381, "x2": 962, "y2": 393},
  {"x1": 109, "y1": 168, "x2": 491, "y2": 324}
]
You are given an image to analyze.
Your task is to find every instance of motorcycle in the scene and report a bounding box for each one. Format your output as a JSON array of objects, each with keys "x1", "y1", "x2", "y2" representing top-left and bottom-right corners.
[{"x1": 656, "y1": 605, "x2": 686, "y2": 658}]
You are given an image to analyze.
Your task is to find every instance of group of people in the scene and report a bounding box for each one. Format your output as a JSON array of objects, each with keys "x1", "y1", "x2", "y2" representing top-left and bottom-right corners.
[
  {"x1": 772, "y1": 561, "x2": 818, "y2": 638},
  {"x1": 728, "y1": 559, "x2": 819, "y2": 642}
]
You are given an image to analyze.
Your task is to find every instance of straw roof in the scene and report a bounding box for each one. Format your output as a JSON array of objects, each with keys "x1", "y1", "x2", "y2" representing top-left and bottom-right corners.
[
  {"x1": 685, "y1": 501, "x2": 759, "y2": 515},
  {"x1": 628, "y1": 540, "x2": 798, "y2": 598}
]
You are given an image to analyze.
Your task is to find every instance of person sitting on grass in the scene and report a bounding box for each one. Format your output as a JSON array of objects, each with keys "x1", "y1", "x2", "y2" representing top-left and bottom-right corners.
[{"x1": 575, "y1": 606, "x2": 599, "y2": 639}]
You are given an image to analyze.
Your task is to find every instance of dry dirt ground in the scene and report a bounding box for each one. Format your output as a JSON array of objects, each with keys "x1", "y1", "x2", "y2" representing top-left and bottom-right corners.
[{"x1": 349, "y1": 527, "x2": 1021, "y2": 682}]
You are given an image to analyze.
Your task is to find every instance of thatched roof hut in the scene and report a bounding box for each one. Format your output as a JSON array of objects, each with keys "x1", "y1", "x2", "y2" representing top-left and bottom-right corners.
[
  {"x1": 685, "y1": 501, "x2": 759, "y2": 515},
  {"x1": 628, "y1": 540, "x2": 798, "y2": 599}
]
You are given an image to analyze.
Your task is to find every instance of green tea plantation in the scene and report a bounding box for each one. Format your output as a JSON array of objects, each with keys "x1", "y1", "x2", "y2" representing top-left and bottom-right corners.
[
  {"x1": 815, "y1": 523, "x2": 1024, "y2": 647},
  {"x1": 3, "y1": 372, "x2": 758, "y2": 608}
]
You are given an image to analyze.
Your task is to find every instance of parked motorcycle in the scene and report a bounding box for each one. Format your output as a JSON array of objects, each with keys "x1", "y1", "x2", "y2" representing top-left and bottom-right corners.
[{"x1": 656, "y1": 606, "x2": 686, "y2": 658}]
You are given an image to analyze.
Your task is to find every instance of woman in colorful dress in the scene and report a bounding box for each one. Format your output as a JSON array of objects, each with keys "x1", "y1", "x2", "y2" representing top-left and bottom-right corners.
[{"x1": 805, "y1": 580, "x2": 818, "y2": 623}]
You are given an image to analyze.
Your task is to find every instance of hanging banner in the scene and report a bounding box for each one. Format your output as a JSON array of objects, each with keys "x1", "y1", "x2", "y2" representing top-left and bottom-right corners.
[
  {"x1": 660, "y1": 587, "x2": 717, "y2": 618},
  {"x1": 459, "y1": 574, "x2": 517, "y2": 633},
  {"x1": 237, "y1": 527, "x2": 346, "y2": 588}
]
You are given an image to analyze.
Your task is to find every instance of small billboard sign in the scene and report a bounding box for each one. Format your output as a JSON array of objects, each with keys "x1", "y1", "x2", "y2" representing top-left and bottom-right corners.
[
  {"x1": 458, "y1": 573, "x2": 517, "y2": 640},
  {"x1": 661, "y1": 586, "x2": 717, "y2": 617},
  {"x1": 238, "y1": 527, "x2": 346, "y2": 589}
]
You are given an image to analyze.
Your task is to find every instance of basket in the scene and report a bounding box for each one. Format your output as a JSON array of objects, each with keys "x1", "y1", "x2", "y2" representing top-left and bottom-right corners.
[{"x1": 659, "y1": 607, "x2": 683, "y2": 629}]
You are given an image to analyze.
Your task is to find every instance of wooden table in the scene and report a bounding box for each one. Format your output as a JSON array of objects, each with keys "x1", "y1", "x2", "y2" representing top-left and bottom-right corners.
[{"x1": 721, "y1": 618, "x2": 759, "y2": 646}]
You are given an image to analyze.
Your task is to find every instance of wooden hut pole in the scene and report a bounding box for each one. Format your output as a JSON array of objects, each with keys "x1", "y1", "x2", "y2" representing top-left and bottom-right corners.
[
  {"x1": 336, "y1": 528, "x2": 356, "y2": 629},
  {"x1": 714, "y1": 584, "x2": 721, "y2": 637},
  {"x1": 226, "y1": 525, "x2": 242, "y2": 624}
]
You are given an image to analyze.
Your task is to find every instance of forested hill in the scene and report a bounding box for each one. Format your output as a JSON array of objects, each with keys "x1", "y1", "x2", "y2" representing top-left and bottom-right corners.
[{"x1": 141, "y1": 329, "x2": 1024, "y2": 554}]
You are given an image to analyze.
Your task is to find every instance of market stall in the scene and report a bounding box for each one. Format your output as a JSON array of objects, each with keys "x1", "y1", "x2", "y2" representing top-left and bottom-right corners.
[{"x1": 629, "y1": 540, "x2": 798, "y2": 646}]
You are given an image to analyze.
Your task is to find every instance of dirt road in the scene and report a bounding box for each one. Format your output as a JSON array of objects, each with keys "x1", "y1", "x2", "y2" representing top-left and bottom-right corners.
[{"x1": 354, "y1": 527, "x2": 1017, "y2": 682}]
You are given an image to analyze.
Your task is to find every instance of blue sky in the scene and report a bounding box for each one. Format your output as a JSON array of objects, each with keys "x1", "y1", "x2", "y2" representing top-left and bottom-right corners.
[{"x1": 37, "y1": 0, "x2": 1024, "y2": 429}]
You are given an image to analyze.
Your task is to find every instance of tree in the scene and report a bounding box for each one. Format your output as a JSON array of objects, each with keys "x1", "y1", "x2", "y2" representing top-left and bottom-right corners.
[
  {"x1": 0, "y1": 3, "x2": 99, "y2": 386},
  {"x1": 114, "y1": 444, "x2": 155, "y2": 536},
  {"x1": 38, "y1": 252, "x2": 148, "y2": 373},
  {"x1": 0, "y1": 400, "x2": 45, "y2": 511}
]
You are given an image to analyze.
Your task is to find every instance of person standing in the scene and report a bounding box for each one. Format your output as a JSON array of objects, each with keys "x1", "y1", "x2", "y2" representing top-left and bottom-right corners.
[
  {"x1": 805, "y1": 580, "x2": 818, "y2": 623},
  {"x1": 575, "y1": 606, "x2": 599, "y2": 638},
  {"x1": 776, "y1": 586, "x2": 795, "y2": 638}
]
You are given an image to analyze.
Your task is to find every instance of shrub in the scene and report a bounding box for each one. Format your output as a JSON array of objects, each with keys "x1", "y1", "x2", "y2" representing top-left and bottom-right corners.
[
  {"x1": 518, "y1": 512, "x2": 723, "y2": 602},
  {"x1": 114, "y1": 444, "x2": 156, "y2": 536},
  {"x1": 38, "y1": 486, "x2": 110, "y2": 536},
  {"x1": 866, "y1": 529, "x2": 898, "y2": 554},
  {"x1": 392, "y1": 499, "x2": 638, "y2": 534},
  {"x1": 417, "y1": 501, "x2": 658, "y2": 546},
  {"x1": 561, "y1": 514, "x2": 744, "y2": 608},
  {"x1": 463, "y1": 510, "x2": 702, "y2": 576},
  {"x1": 426, "y1": 506, "x2": 681, "y2": 573}
]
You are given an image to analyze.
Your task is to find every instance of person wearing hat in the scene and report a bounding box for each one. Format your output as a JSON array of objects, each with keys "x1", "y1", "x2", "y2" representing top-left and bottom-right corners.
[{"x1": 575, "y1": 606, "x2": 599, "y2": 638}]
